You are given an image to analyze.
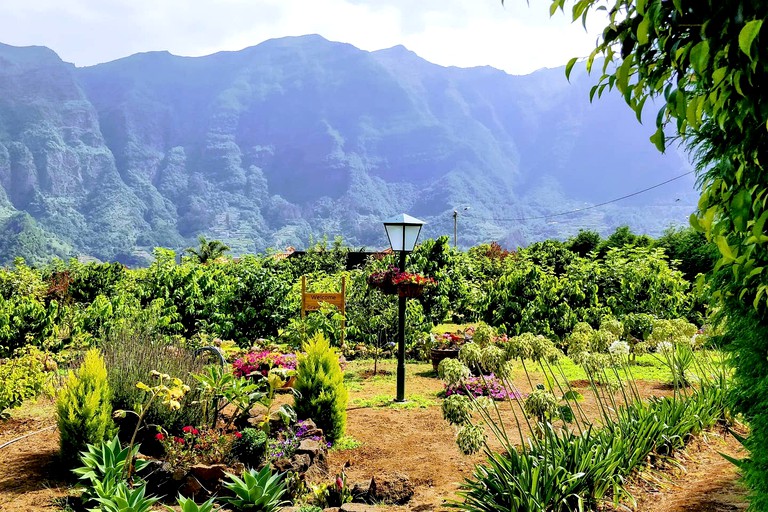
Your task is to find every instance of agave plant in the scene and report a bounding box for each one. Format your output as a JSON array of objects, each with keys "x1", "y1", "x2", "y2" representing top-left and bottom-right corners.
[
  {"x1": 72, "y1": 435, "x2": 149, "y2": 504},
  {"x1": 93, "y1": 481, "x2": 159, "y2": 512},
  {"x1": 167, "y1": 495, "x2": 221, "y2": 512},
  {"x1": 223, "y1": 466, "x2": 287, "y2": 512}
]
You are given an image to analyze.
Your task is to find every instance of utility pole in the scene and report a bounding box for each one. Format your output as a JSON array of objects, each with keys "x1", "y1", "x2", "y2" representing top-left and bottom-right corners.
[
  {"x1": 453, "y1": 207, "x2": 469, "y2": 248},
  {"x1": 453, "y1": 210, "x2": 458, "y2": 248}
]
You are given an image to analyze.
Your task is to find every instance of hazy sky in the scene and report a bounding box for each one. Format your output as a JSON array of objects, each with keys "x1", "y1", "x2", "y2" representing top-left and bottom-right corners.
[{"x1": 0, "y1": 0, "x2": 603, "y2": 74}]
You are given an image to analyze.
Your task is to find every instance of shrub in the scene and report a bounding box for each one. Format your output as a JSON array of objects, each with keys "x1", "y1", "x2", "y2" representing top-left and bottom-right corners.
[
  {"x1": 101, "y1": 316, "x2": 204, "y2": 435},
  {"x1": 232, "y1": 428, "x2": 268, "y2": 466},
  {"x1": 294, "y1": 333, "x2": 348, "y2": 443},
  {"x1": 56, "y1": 349, "x2": 115, "y2": 467},
  {"x1": 0, "y1": 346, "x2": 52, "y2": 418}
]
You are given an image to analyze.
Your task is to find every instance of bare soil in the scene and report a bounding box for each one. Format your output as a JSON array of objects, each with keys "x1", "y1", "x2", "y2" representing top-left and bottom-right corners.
[{"x1": 0, "y1": 369, "x2": 749, "y2": 512}]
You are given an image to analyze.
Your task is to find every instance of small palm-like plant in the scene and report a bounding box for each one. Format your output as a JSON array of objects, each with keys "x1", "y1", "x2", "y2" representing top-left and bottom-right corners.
[
  {"x1": 73, "y1": 435, "x2": 149, "y2": 504},
  {"x1": 223, "y1": 466, "x2": 287, "y2": 512},
  {"x1": 168, "y1": 495, "x2": 220, "y2": 512},
  {"x1": 185, "y1": 236, "x2": 230, "y2": 264},
  {"x1": 93, "y1": 481, "x2": 158, "y2": 512}
]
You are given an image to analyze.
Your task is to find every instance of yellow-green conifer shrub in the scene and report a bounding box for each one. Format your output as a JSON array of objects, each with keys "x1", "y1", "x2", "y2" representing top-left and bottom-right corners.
[
  {"x1": 56, "y1": 348, "x2": 115, "y2": 467},
  {"x1": 294, "y1": 333, "x2": 348, "y2": 443}
]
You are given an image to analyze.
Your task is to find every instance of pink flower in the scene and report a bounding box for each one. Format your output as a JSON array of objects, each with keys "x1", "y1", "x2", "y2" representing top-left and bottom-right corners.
[{"x1": 336, "y1": 477, "x2": 343, "y2": 490}]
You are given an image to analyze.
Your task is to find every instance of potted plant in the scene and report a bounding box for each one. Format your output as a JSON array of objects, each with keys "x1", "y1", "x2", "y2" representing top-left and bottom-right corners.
[
  {"x1": 367, "y1": 267, "x2": 436, "y2": 297},
  {"x1": 391, "y1": 271, "x2": 436, "y2": 298},
  {"x1": 429, "y1": 331, "x2": 469, "y2": 372}
]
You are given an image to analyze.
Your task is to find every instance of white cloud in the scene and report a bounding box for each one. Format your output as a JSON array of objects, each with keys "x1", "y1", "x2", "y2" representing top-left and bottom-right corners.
[{"x1": 0, "y1": 0, "x2": 603, "y2": 74}]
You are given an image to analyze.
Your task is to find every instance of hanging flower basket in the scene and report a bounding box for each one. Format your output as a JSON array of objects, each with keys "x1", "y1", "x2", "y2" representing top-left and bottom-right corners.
[
  {"x1": 397, "y1": 282, "x2": 426, "y2": 298},
  {"x1": 367, "y1": 271, "x2": 398, "y2": 295},
  {"x1": 368, "y1": 268, "x2": 436, "y2": 296}
]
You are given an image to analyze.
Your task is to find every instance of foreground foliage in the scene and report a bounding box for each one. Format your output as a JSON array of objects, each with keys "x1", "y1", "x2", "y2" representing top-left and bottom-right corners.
[
  {"x1": 56, "y1": 349, "x2": 115, "y2": 467},
  {"x1": 294, "y1": 333, "x2": 348, "y2": 443},
  {"x1": 441, "y1": 325, "x2": 728, "y2": 510},
  {"x1": 527, "y1": 0, "x2": 766, "y2": 507}
]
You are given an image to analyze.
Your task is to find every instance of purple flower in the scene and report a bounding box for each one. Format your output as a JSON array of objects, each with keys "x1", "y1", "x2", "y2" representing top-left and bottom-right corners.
[{"x1": 445, "y1": 374, "x2": 523, "y2": 401}]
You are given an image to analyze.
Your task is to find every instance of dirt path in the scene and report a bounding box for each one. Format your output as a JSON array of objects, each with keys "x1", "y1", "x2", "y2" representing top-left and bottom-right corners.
[
  {"x1": 0, "y1": 402, "x2": 67, "y2": 512},
  {"x1": 0, "y1": 381, "x2": 751, "y2": 512},
  {"x1": 632, "y1": 429, "x2": 748, "y2": 512}
]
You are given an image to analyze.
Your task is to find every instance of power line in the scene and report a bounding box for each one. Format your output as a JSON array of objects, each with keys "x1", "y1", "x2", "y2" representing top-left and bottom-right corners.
[{"x1": 470, "y1": 170, "x2": 695, "y2": 223}]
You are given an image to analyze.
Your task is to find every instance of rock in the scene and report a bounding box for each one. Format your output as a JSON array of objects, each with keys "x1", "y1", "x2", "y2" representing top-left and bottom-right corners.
[
  {"x1": 273, "y1": 457, "x2": 294, "y2": 473},
  {"x1": 179, "y1": 474, "x2": 204, "y2": 496},
  {"x1": 368, "y1": 473, "x2": 414, "y2": 505},
  {"x1": 303, "y1": 461, "x2": 329, "y2": 483},
  {"x1": 340, "y1": 503, "x2": 376, "y2": 512},
  {"x1": 303, "y1": 428, "x2": 324, "y2": 438},
  {"x1": 290, "y1": 453, "x2": 311, "y2": 473},
  {"x1": 297, "y1": 438, "x2": 327, "y2": 468},
  {"x1": 350, "y1": 481, "x2": 371, "y2": 502},
  {"x1": 190, "y1": 463, "x2": 228, "y2": 483}
]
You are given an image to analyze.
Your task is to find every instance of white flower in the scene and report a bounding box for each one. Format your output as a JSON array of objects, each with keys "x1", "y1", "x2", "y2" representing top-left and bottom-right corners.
[
  {"x1": 657, "y1": 341, "x2": 674, "y2": 354},
  {"x1": 608, "y1": 340, "x2": 630, "y2": 357}
]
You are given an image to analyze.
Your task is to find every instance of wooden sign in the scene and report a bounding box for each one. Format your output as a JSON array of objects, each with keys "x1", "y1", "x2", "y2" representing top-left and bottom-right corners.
[
  {"x1": 301, "y1": 276, "x2": 346, "y2": 345},
  {"x1": 303, "y1": 292, "x2": 344, "y2": 311}
]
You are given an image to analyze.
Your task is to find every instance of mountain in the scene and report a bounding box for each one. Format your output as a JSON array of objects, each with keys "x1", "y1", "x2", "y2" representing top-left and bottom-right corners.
[{"x1": 0, "y1": 35, "x2": 697, "y2": 265}]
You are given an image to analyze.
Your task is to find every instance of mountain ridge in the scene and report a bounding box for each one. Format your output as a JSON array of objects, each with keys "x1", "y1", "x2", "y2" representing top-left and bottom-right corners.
[{"x1": 0, "y1": 34, "x2": 696, "y2": 265}]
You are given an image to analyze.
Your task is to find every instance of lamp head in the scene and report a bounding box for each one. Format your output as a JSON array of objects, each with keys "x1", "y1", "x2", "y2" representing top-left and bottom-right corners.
[{"x1": 383, "y1": 214, "x2": 425, "y2": 253}]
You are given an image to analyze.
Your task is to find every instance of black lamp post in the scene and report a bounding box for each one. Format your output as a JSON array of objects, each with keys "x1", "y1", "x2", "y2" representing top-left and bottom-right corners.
[{"x1": 384, "y1": 213, "x2": 425, "y2": 402}]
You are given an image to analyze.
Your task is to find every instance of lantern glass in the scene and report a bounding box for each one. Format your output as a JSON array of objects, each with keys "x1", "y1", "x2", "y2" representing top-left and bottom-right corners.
[{"x1": 384, "y1": 214, "x2": 425, "y2": 253}]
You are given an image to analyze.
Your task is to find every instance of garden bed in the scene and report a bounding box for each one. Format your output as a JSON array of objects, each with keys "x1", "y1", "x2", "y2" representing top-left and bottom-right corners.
[{"x1": 0, "y1": 360, "x2": 748, "y2": 512}]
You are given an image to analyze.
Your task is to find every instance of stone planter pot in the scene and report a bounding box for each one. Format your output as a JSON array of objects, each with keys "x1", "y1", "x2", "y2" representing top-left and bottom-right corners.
[{"x1": 430, "y1": 347, "x2": 460, "y2": 373}]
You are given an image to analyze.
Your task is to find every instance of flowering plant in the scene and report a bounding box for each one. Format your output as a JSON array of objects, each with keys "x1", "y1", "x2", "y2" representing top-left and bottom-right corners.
[
  {"x1": 156, "y1": 426, "x2": 240, "y2": 471},
  {"x1": 367, "y1": 266, "x2": 436, "y2": 293},
  {"x1": 233, "y1": 350, "x2": 297, "y2": 379},
  {"x1": 267, "y1": 420, "x2": 330, "y2": 461},
  {"x1": 445, "y1": 374, "x2": 523, "y2": 401},
  {"x1": 432, "y1": 332, "x2": 466, "y2": 350},
  {"x1": 391, "y1": 271, "x2": 436, "y2": 286}
]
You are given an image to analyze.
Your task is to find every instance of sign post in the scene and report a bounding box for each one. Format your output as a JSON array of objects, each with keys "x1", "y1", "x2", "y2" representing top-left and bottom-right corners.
[{"x1": 301, "y1": 276, "x2": 346, "y2": 346}]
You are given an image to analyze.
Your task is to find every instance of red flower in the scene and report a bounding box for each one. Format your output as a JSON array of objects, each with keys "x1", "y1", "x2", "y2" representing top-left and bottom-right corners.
[
  {"x1": 336, "y1": 476, "x2": 343, "y2": 490},
  {"x1": 155, "y1": 433, "x2": 165, "y2": 441},
  {"x1": 235, "y1": 432, "x2": 243, "y2": 439},
  {"x1": 192, "y1": 428, "x2": 199, "y2": 435},
  {"x1": 174, "y1": 436, "x2": 185, "y2": 444}
]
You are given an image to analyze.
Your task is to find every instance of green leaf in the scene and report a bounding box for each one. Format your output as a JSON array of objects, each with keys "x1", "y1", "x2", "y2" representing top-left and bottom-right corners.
[
  {"x1": 715, "y1": 236, "x2": 736, "y2": 262},
  {"x1": 637, "y1": 16, "x2": 651, "y2": 45},
  {"x1": 689, "y1": 213, "x2": 703, "y2": 232},
  {"x1": 616, "y1": 54, "x2": 634, "y2": 93},
  {"x1": 565, "y1": 57, "x2": 579, "y2": 81},
  {"x1": 739, "y1": 20, "x2": 763, "y2": 59},
  {"x1": 754, "y1": 210, "x2": 768, "y2": 238},
  {"x1": 650, "y1": 126, "x2": 665, "y2": 152},
  {"x1": 690, "y1": 40, "x2": 710, "y2": 75}
]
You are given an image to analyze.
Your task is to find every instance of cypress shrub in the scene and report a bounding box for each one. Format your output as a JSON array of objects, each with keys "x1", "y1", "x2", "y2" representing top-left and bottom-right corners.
[
  {"x1": 56, "y1": 348, "x2": 115, "y2": 467},
  {"x1": 294, "y1": 333, "x2": 348, "y2": 443}
]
